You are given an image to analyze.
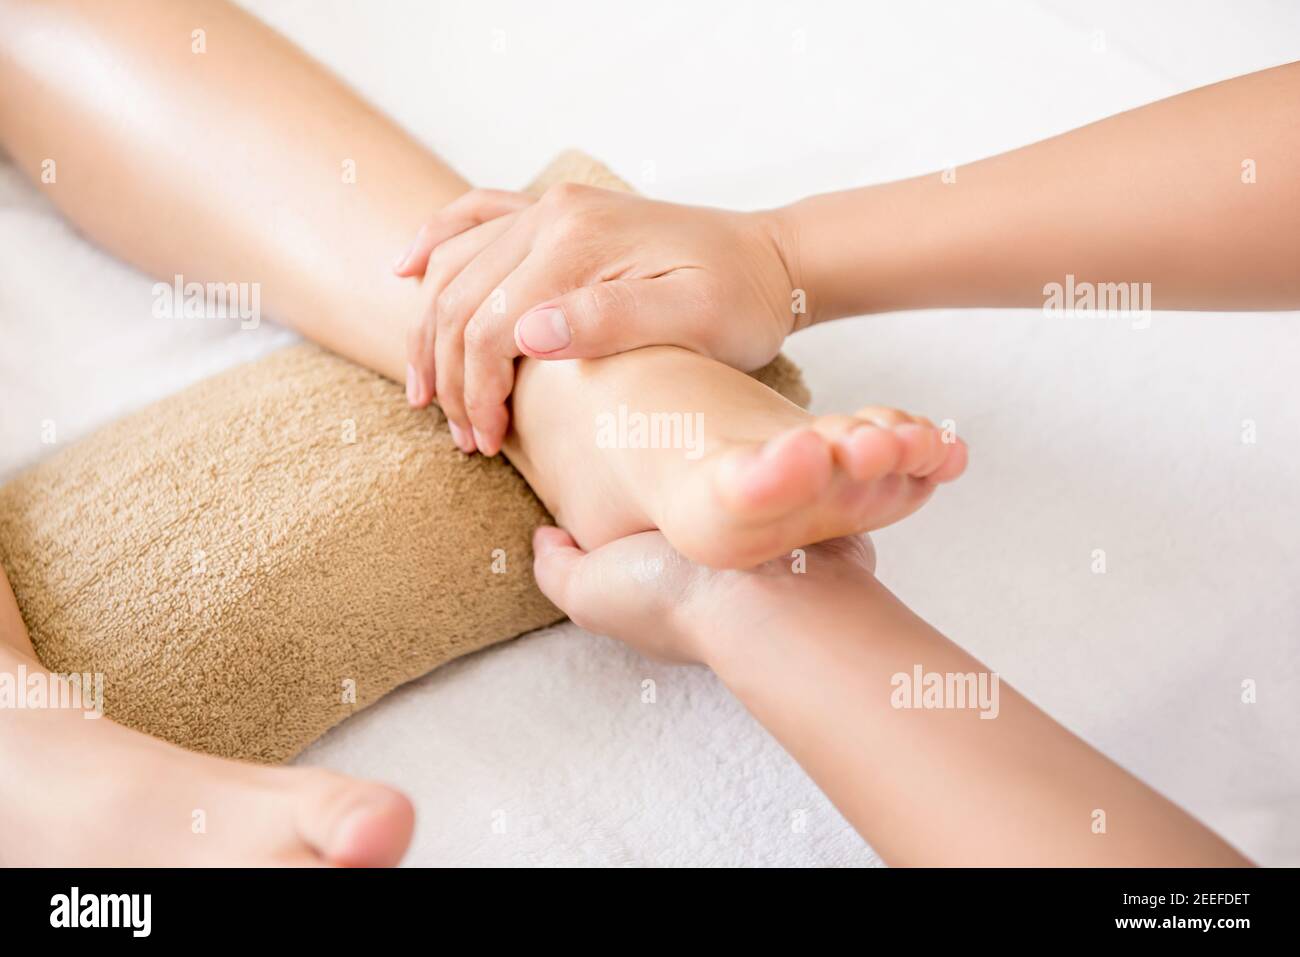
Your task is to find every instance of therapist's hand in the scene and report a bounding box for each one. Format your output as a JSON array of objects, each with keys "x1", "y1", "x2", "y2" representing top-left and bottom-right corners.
[
  {"x1": 394, "y1": 185, "x2": 803, "y2": 456},
  {"x1": 530, "y1": 525, "x2": 875, "y2": 666}
]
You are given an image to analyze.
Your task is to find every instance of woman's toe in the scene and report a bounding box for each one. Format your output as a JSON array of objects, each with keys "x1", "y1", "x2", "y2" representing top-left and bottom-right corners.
[
  {"x1": 929, "y1": 438, "x2": 969, "y2": 483},
  {"x1": 892, "y1": 422, "x2": 943, "y2": 475},
  {"x1": 713, "y1": 427, "x2": 833, "y2": 519},
  {"x1": 839, "y1": 424, "x2": 903, "y2": 480},
  {"x1": 293, "y1": 773, "x2": 415, "y2": 867}
]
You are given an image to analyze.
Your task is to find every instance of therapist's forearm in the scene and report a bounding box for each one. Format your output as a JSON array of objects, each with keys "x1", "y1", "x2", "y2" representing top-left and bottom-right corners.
[
  {"x1": 775, "y1": 60, "x2": 1300, "y2": 322},
  {"x1": 704, "y1": 573, "x2": 1252, "y2": 866}
]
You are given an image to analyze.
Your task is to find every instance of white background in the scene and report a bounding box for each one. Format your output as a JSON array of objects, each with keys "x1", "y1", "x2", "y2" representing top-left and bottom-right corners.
[{"x1": 2, "y1": 1, "x2": 1297, "y2": 865}]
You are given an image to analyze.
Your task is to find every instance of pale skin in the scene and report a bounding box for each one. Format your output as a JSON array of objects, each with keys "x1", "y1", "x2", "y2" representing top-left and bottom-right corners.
[
  {"x1": 0, "y1": 0, "x2": 1251, "y2": 866},
  {"x1": 0, "y1": 0, "x2": 961, "y2": 864},
  {"x1": 398, "y1": 61, "x2": 1300, "y2": 455},
  {"x1": 530, "y1": 528, "x2": 1251, "y2": 865}
]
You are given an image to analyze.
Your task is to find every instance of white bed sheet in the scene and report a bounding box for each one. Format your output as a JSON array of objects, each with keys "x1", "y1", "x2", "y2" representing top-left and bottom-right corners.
[{"x1": 2, "y1": 0, "x2": 1296, "y2": 866}]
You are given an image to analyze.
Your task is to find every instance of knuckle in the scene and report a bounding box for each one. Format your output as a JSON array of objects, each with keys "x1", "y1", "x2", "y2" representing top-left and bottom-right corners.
[
  {"x1": 421, "y1": 276, "x2": 449, "y2": 316},
  {"x1": 541, "y1": 185, "x2": 600, "y2": 237},
  {"x1": 462, "y1": 392, "x2": 495, "y2": 418},
  {"x1": 466, "y1": 370, "x2": 510, "y2": 411},
  {"x1": 572, "y1": 280, "x2": 633, "y2": 327},
  {"x1": 434, "y1": 285, "x2": 463, "y2": 326},
  {"x1": 566, "y1": 286, "x2": 601, "y2": 327},
  {"x1": 460, "y1": 188, "x2": 496, "y2": 214},
  {"x1": 436, "y1": 386, "x2": 463, "y2": 419},
  {"x1": 541, "y1": 180, "x2": 587, "y2": 208},
  {"x1": 550, "y1": 208, "x2": 596, "y2": 244},
  {"x1": 462, "y1": 314, "x2": 492, "y2": 350},
  {"x1": 433, "y1": 345, "x2": 458, "y2": 386},
  {"x1": 425, "y1": 245, "x2": 450, "y2": 280}
]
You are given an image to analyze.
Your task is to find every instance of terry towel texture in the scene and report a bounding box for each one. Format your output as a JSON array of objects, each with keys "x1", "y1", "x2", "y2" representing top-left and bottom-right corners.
[{"x1": 0, "y1": 151, "x2": 809, "y2": 763}]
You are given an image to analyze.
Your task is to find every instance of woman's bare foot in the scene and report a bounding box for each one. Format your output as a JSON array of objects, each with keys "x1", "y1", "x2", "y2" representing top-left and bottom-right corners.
[
  {"x1": 508, "y1": 346, "x2": 967, "y2": 569},
  {"x1": 0, "y1": 649, "x2": 413, "y2": 867}
]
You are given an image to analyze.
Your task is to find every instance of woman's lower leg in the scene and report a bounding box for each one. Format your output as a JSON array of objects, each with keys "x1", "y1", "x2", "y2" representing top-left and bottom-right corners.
[{"x1": 0, "y1": 0, "x2": 966, "y2": 571}]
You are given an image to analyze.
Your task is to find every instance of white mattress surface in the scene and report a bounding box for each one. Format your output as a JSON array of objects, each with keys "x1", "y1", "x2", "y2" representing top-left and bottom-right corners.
[{"x1": 1, "y1": 0, "x2": 1296, "y2": 865}]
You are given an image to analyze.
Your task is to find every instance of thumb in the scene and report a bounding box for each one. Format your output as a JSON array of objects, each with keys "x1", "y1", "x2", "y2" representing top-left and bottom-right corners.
[
  {"x1": 531, "y1": 525, "x2": 589, "y2": 616},
  {"x1": 514, "y1": 274, "x2": 706, "y2": 361}
]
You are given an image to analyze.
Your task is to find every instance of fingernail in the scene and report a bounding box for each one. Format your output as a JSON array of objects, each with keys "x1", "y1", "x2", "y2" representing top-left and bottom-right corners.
[
  {"x1": 405, "y1": 363, "x2": 419, "y2": 405},
  {"x1": 392, "y1": 243, "x2": 412, "y2": 272},
  {"x1": 448, "y1": 421, "x2": 472, "y2": 453},
  {"x1": 516, "y1": 307, "x2": 571, "y2": 354},
  {"x1": 471, "y1": 427, "x2": 491, "y2": 455}
]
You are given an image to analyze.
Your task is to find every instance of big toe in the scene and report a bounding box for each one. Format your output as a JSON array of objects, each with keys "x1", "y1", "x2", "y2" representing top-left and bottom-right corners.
[
  {"x1": 294, "y1": 772, "x2": 415, "y2": 867},
  {"x1": 713, "y1": 427, "x2": 834, "y2": 520}
]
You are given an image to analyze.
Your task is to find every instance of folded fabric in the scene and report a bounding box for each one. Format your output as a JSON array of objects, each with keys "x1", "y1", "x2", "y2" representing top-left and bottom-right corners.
[{"x1": 0, "y1": 152, "x2": 809, "y2": 763}]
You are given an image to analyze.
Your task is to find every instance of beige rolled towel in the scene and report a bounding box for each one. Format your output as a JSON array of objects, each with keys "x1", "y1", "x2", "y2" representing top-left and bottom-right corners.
[{"x1": 0, "y1": 152, "x2": 809, "y2": 763}]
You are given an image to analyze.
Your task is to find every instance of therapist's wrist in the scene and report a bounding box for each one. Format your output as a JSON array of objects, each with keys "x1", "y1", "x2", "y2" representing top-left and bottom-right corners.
[
  {"x1": 767, "y1": 191, "x2": 910, "y2": 326},
  {"x1": 694, "y1": 536, "x2": 879, "y2": 676},
  {"x1": 771, "y1": 177, "x2": 967, "y2": 323},
  {"x1": 760, "y1": 200, "x2": 823, "y2": 330}
]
